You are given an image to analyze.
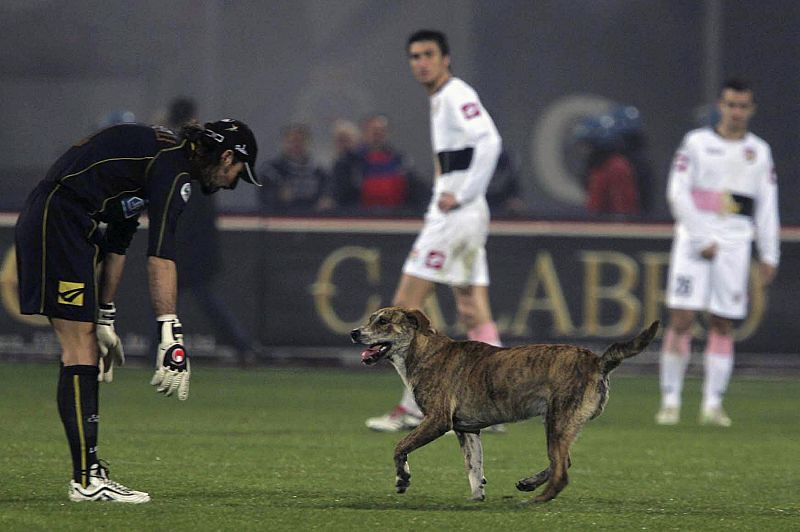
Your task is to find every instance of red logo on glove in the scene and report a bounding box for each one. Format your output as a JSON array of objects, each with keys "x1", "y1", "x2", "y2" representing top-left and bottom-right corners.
[{"x1": 172, "y1": 348, "x2": 185, "y2": 363}]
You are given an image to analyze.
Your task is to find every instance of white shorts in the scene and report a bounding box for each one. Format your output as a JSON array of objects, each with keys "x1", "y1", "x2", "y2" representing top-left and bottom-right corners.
[
  {"x1": 665, "y1": 232, "x2": 752, "y2": 319},
  {"x1": 402, "y1": 205, "x2": 490, "y2": 287}
]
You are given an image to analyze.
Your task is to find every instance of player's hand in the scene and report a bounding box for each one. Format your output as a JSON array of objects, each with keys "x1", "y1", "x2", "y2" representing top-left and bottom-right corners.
[
  {"x1": 150, "y1": 315, "x2": 190, "y2": 400},
  {"x1": 96, "y1": 303, "x2": 125, "y2": 383},
  {"x1": 700, "y1": 243, "x2": 718, "y2": 260},
  {"x1": 437, "y1": 192, "x2": 460, "y2": 213},
  {"x1": 759, "y1": 262, "x2": 777, "y2": 287}
]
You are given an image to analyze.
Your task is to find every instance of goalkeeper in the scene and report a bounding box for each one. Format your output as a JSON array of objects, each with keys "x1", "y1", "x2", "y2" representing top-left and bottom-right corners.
[{"x1": 14, "y1": 118, "x2": 261, "y2": 503}]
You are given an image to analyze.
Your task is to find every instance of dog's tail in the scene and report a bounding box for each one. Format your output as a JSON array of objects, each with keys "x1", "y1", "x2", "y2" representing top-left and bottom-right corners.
[{"x1": 600, "y1": 321, "x2": 660, "y2": 374}]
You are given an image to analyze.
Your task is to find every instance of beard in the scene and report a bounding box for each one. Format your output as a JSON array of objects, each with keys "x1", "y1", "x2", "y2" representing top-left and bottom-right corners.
[{"x1": 197, "y1": 162, "x2": 222, "y2": 195}]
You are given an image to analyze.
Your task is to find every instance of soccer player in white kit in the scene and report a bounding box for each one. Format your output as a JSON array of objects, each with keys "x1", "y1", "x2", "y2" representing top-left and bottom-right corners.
[
  {"x1": 365, "y1": 29, "x2": 504, "y2": 432},
  {"x1": 656, "y1": 79, "x2": 780, "y2": 427}
]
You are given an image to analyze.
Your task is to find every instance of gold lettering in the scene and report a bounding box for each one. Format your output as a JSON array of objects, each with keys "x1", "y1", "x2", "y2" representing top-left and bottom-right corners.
[
  {"x1": 310, "y1": 246, "x2": 381, "y2": 334},
  {"x1": 510, "y1": 252, "x2": 575, "y2": 336},
  {"x1": 581, "y1": 251, "x2": 640, "y2": 336},
  {"x1": 640, "y1": 252, "x2": 670, "y2": 333}
]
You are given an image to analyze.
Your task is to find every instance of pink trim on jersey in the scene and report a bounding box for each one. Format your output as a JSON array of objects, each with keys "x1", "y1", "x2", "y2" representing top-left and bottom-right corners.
[
  {"x1": 468, "y1": 322, "x2": 501, "y2": 346},
  {"x1": 663, "y1": 328, "x2": 691, "y2": 356},
  {"x1": 705, "y1": 331, "x2": 734, "y2": 357},
  {"x1": 691, "y1": 188, "x2": 723, "y2": 213}
]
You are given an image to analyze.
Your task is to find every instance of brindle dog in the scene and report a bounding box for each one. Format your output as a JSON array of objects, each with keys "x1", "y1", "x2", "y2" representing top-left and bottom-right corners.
[{"x1": 351, "y1": 306, "x2": 659, "y2": 503}]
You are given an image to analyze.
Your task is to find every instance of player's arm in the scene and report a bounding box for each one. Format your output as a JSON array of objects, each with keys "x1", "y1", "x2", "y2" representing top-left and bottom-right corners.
[
  {"x1": 666, "y1": 136, "x2": 716, "y2": 254},
  {"x1": 447, "y1": 97, "x2": 502, "y2": 208},
  {"x1": 95, "y1": 218, "x2": 139, "y2": 382},
  {"x1": 146, "y1": 167, "x2": 191, "y2": 399},
  {"x1": 147, "y1": 256, "x2": 177, "y2": 315},
  {"x1": 754, "y1": 148, "x2": 780, "y2": 286}
]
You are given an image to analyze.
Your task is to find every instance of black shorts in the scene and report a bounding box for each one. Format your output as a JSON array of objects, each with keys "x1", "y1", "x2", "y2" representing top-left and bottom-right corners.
[{"x1": 15, "y1": 182, "x2": 102, "y2": 322}]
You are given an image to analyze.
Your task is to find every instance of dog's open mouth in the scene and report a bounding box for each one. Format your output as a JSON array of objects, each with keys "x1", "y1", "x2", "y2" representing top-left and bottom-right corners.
[{"x1": 361, "y1": 342, "x2": 391, "y2": 365}]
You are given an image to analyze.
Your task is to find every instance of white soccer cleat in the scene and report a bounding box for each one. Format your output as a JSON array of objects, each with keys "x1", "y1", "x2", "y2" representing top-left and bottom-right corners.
[
  {"x1": 366, "y1": 406, "x2": 423, "y2": 432},
  {"x1": 699, "y1": 407, "x2": 732, "y2": 427},
  {"x1": 68, "y1": 462, "x2": 150, "y2": 503},
  {"x1": 655, "y1": 406, "x2": 680, "y2": 425}
]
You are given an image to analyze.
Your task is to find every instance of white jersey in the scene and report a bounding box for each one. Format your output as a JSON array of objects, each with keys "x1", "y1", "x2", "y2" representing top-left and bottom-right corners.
[
  {"x1": 427, "y1": 77, "x2": 502, "y2": 219},
  {"x1": 667, "y1": 127, "x2": 780, "y2": 265}
]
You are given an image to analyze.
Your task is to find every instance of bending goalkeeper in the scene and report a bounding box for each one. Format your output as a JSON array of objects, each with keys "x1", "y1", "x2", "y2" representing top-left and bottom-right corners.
[{"x1": 14, "y1": 118, "x2": 260, "y2": 502}]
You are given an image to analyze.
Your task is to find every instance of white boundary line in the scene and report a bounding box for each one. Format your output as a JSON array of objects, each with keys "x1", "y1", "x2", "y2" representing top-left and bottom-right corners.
[{"x1": 2, "y1": 211, "x2": 799, "y2": 240}]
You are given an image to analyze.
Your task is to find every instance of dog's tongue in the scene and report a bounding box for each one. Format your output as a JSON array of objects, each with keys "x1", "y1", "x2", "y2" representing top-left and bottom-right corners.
[{"x1": 361, "y1": 346, "x2": 381, "y2": 362}]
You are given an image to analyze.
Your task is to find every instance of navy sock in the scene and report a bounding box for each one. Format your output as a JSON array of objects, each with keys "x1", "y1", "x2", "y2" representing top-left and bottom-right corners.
[{"x1": 57, "y1": 364, "x2": 100, "y2": 486}]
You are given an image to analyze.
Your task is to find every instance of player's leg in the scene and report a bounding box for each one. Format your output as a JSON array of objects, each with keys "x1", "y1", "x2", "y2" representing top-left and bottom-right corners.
[
  {"x1": 364, "y1": 273, "x2": 433, "y2": 432},
  {"x1": 452, "y1": 284, "x2": 501, "y2": 346},
  {"x1": 699, "y1": 315, "x2": 734, "y2": 426},
  {"x1": 656, "y1": 308, "x2": 694, "y2": 424},
  {"x1": 701, "y1": 243, "x2": 750, "y2": 426},
  {"x1": 52, "y1": 318, "x2": 101, "y2": 485},
  {"x1": 658, "y1": 233, "x2": 709, "y2": 424}
]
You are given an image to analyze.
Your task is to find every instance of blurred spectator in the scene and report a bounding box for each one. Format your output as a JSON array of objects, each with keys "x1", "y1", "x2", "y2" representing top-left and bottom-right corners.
[
  {"x1": 486, "y1": 149, "x2": 527, "y2": 217},
  {"x1": 96, "y1": 110, "x2": 136, "y2": 129},
  {"x1": 333, "y1": 114, "x2": 424, "y2": 216},
  {"x1": 258, "y1": 123, "x2": 334, "y2": 214},
  {"x1": 573, "y1": 114, "x2": 641, "y2": 218},
  {"x1": 330, "y1": 119, "x2": 362, "y2": 207},
  {"x1": 161, "y1": 96, "x2": 261, "y2": 367},
  {"x1": 611, "y1": 104, "x2": 654, "y2": 216}
]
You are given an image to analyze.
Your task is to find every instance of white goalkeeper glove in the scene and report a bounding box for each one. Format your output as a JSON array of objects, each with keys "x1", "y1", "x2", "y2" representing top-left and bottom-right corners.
[
  {"x1": 150, "y1": 314, "x2": 190, "y2": 400},
  {"x1": 96, "y1": 302, "x2": 125, "y2": 383}
]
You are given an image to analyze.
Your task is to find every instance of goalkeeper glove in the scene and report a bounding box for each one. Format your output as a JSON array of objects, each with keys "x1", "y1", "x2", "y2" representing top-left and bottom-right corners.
[
  {"x1": 150, "y1": 314, "x2": 190, "y2": 400},
  {"x1": 96, "y1": 302, "x2": 125, "y2": 383}
]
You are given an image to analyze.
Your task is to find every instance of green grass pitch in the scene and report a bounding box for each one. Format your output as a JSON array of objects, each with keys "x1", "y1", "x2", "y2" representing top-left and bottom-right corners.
[{"x1": 0, "y1": 362, "x2": 797, "y2": 531}]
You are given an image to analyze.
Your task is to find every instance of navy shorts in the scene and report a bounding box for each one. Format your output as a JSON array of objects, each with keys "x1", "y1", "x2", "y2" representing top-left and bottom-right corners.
[{"x1": 15, "y1": 182, "x2": 102, "y2": 322}]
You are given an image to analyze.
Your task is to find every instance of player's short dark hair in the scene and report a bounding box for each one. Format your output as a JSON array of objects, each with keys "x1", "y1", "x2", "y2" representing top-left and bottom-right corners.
[
  {"x1": 407, "y1": 29, "x2": 449, "y2": 56},
  {"x1": 720, "y1": 78, "x2": 753, "y2": 96}
]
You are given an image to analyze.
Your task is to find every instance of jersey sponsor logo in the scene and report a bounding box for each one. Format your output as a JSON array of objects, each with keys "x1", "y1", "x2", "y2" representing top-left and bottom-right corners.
[
  {"x1": 425, "y1": 250, "x2": 446, "y2": 270},
  {"x1": 744, "y1": 147, "x2": 756, "y2": 162},
  {"x1": 460, "y1": 102, "x2": 481, "y2": 120},
  {"x1": 705, "y1": 147, "x2": 724, "y2": 155},
  {"x1": 121, "y1": 196, "x2": 147, "y2": 218},
  {"x1": 180, "y1": 182, "x2": 192, "y2": 203},
  {"x1": 57, "y1": 281, "x2": 85, "y2": 306}
]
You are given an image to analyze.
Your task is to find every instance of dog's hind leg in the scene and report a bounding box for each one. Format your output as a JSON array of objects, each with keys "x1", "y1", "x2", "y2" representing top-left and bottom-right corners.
[
  {"x1": 517, "y1": 454, "x2": 571, "y2": 492},
  {"x1": 533, "y1": 410, "x2": 583, "y2": 503},
  {"x1": 456, "y1": 431, "x2": 486, "y2": 501}
]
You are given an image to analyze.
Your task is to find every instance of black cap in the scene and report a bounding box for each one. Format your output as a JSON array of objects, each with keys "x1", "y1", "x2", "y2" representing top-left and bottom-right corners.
[{"x1": 203, "y1": 119, "x2": 261, "y2": 186}]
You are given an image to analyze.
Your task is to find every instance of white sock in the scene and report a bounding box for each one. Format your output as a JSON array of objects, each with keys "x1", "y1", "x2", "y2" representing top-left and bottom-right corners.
[
  {"x1": 399, "y1": 387, "x2": 422, "y2": 418},
  {"x1": 660, "y1": 352, "x2": 690, "y2": 409},
  {"x1": 702, "y1": 353, "x2": 733, "y2": 411}
]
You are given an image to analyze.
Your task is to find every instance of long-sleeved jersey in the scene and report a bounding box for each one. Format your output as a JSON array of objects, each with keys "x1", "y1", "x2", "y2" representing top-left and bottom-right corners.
[
  {"x1": 43, "y1": 123, "x2": 193, "y2": 259},
  {"x1": 428, "y1": 77, "x2": 502, "y2": 217},
  {"x1": 667, "y1": 127, "x2": 780, "y2": 266}
]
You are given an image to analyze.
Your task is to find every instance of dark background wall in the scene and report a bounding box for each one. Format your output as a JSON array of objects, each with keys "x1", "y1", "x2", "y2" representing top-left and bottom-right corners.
[{"x1": 1, "y1": 0, "x2": 797, "y2": 221}]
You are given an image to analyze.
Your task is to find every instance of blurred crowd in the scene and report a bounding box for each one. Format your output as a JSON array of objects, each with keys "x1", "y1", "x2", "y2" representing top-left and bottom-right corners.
[{"x1": 94, "y1": 101, "x2": 674, "y2": 221}]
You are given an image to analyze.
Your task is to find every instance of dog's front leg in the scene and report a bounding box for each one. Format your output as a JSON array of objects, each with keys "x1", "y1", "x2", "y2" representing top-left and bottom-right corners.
[
  {"x1": 456, "y1": 431, "x2": 486, "y2": 501},
  {"x1": 393, "y1": 418, "x2": 449, "y2": 494}
]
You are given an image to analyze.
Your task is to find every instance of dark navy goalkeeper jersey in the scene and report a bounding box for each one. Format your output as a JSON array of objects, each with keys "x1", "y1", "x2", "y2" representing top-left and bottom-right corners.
[{"x1": 44, "y1": 123, "x2": 193, "y2": 259}]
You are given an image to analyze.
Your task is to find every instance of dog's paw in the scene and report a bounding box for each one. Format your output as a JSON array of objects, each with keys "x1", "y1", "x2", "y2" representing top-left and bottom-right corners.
[
  {"x1": 516, "y1": 471, "x2": 548, "y2": 492},
  {"x1": 395, "y1": 481, "x2": 409, "y2": 494},
  {"x1": 468, "y1": 493, "x2": 485, "y2": 502}
]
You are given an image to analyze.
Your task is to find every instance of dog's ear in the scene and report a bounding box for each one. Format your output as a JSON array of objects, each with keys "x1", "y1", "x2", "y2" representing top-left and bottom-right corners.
[{"x1": 405, "y1": 309, "x2": 431, "y2": 332}]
